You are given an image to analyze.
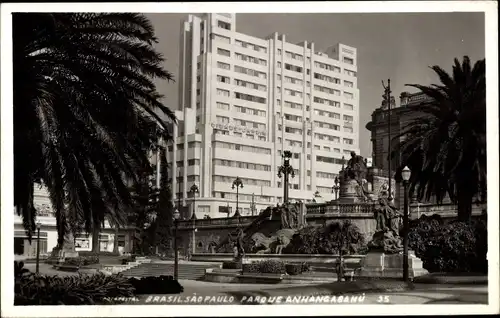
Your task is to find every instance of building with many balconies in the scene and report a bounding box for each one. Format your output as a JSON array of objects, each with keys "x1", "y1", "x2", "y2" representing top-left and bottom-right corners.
[{"x1": 169, "y1": 13, "x2": 361, "y2": 218}]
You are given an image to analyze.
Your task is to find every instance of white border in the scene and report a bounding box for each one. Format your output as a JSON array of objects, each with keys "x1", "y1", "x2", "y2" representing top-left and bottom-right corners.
[{"x1": 1, "y1": 1, "x2": 498, "y2": 317}]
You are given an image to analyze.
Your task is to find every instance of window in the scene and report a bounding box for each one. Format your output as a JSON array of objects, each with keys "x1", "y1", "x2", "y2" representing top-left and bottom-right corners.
[
  {"x1": 234, "y1": 65, "x2": 267, "y2": 79},
  {"x1": 344, "y1": 80, "x2": 354, "y2": 88},
  {"x1": 197, "y1": 76, "x2": 201, "y2": 82},
  {"x1": 216, "y1": 89, "x2": 230, "y2": 97},
  {"x1": 344, "y1": 69, "x2": 357, "y2": 77},
  {"x1": 344, "y1": 92, "x2": 354, "y2": 99},
  {"x1": 188, "y1": 159, "x2": 200, "y2": 166},
  {"x1": 212, "y1": 34, "x2": 230, "y2": 44},
  {"x1": 216, "y1": 116, "x2": 229, "y2": 124},
  {"x1": 196, "y1": 89, "x2": 200, "y2": 96},
  {"x1": 234, "y1": 92, "x2": 266, "y2": 104},
  {"x1": 197, "y1": 62, "x2": 201, "y2": 70},
  {"x1": 217, "y1": 48, "x2": 230, "y2": 57},
  {"x1": 343, "y1": 115, "x2": 354, "y2": 122},
  {"x1": 344, "y1": 103, "x2": 354, "y2": 110},
  {"x1": 277, "y1": 62, "x2": 282, "y2": 68},
  {"x1": 217, "y1": 61, "x2": 230, "y2": 70},
  {"x1": 196, "y1": 102, "x2": 201, "y2": 109},
  {"x1": 277, "y1": 49, "x2": 282, "y2": 55},
  {"x1": 343, "y1": 126, "x2": 353, "y2": 133},
  {"x1": 343, "y1": 57, "x2": 354, "y2": 65},
  {"x1": 216, "y1": 102, "x2": 230, "y2": 110},
  {"x1": 284, "y1": 89, "x2": 303, "y2": 98},
  {"x1": 217, "y1": 75, "x2": 230, "y2": 84},
  {"x1": 343, "y1": 138, "x2": 354, "y2": 145},
  {"x1": 217, "y1": 20, "x2": 231, "y2": 30},
  {"x1": 196, "y1": 115, "x2": 200, "y2": 123},
  {"x1": 284, "y1": 63, "x2": 303, "y2": 73}
]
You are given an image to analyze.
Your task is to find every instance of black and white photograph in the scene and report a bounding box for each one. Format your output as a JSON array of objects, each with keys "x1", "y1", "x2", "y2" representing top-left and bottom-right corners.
[{"x1": 1, "y1": 1, "x2": 498, "y2": 317}]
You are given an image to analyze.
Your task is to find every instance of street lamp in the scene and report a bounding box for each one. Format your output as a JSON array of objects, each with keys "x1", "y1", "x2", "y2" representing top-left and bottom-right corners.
[
  {"x1": 232, "y1": 177, "x2": 244, "y2": 217},
  {"x1": 173, "y1": 208, "x2": 180, "y2": 280},
  {"x1": 36, "y1": 222, "x2": 41, "y2": 274},
  {"x1": 332, "y1": 176, "x2": 340, "y2": 200},
  {"x1": 189, "y1": 184, "x2": 199, "y2": 220},
  {"x1": 382, "y1": 79, "x2": 394, "y2": 202},
  {"x1": 278, "y1": 150, "x2": 295, "y2": 204},
  {"x1": 401, "y1": 166, "x2": 411, "y2": 282}
]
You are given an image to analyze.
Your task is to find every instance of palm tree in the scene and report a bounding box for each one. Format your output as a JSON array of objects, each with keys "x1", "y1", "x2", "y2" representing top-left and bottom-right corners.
[
  {"x1": 393, "y1": 56, "x2": 486, "y2": 222},
  {"x1": 13, "y1": 13, "x2": 176, "y2": 253}
]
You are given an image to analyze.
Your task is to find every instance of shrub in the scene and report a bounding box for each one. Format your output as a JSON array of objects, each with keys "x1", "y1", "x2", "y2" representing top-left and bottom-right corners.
[
  {"x1": 128, "y1": 276, "x2": 183, "y2": 294},
  {"x1": 78, "y1": 251, "x2": 120, "y2": 257},
  {"x1": 15, "y1": 261, "x2": 31, "y2": 280},
  {"x1": 258, "y1": 260, "x2": 286, "y2": 274},
  {"x1": 408, "y1": 216, "x2": 487, "y2": 273},
  {"x1": 15, "y1": 272, "x2": 135, "y2": 305},
  {"x1": 284, "y1": 221, "x2": 366, "y2": 255},
  {"x1": 285, "y1": 264, "x2": 303, "y2": 276},
  {"x1": 64, "y1": 255, "x2": 100, "y2": 267},
  {"x1": 242, "y1": 262, "x2": 260, "y2": 273},
  {"x1": 222, "y1": 261, "x2": 241, "y2": 270}
]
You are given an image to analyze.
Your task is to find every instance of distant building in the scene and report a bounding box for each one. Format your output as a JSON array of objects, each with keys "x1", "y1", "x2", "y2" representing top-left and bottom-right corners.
[
  {"x1": 366, "y1": 91, "x2": 433, "y2": 207},
  {"x1": 169, "y1": 13, "x2": 361, "y2": 218}
]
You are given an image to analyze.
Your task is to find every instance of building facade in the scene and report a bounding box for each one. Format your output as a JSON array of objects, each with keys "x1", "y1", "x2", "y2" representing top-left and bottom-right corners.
[
  {"x1": 366, "y1": 90, "x2": 434, "y2": 207},
  {"x1": 170, "y1": 13, "x2": 361, "y2": 219}
]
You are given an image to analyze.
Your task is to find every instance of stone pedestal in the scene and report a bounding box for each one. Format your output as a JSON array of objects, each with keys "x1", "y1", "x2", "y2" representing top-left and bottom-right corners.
[
  {"x1": 358, "y1": 251, "x2": 428, "y2": 279},
  {"x1": 50, "y1": 233, "x2": 79, "y2": 261}
]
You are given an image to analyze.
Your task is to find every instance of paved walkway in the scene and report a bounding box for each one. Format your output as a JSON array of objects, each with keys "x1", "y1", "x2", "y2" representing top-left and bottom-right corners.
[
  {"x1": 173, "y1": 280, "x2": 488, "y2": 305},
  {"x1": 24, "y1": 263, "x2": 488, "y2": 305}
]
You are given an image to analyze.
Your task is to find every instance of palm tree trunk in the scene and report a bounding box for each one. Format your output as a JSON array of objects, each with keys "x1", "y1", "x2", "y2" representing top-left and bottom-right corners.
[
  {"x1": 91, "y1": 220, "x2": 100, "y2": 253},
  {"x1": 457, "y1": 184, "x2": 473, "y2": 222},
  {"x1": 113, "y1": 224, "x2": 119, "y2": 254}
]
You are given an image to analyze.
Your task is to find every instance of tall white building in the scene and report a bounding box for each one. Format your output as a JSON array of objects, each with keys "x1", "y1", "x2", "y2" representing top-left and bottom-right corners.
[{"x1": 169, "y1": 13, "x2": 360, "y2": 219}]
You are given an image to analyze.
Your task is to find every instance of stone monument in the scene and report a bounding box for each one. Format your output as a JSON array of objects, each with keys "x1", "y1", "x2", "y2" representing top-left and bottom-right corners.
[
  {"x1": 358, "y1": 191, "x2": 428, "y2": 279},
  {"x1": 338, "y1": 151, "x2": 373, "y2": 203}
]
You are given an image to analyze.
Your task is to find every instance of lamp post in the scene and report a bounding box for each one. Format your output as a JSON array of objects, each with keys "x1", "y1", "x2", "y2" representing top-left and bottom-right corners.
[
  {"x1": 401, "y1": 166, "x2": 411, "y2": 282},
  {"x1": 35, "y1": 222, "x2": 41, "y2": 274},
  {"x1": 189, "y1": 184, "x2": 199, "y2": 220},
  {"x1": 278, "y1": 150, "x2": 295, "y2": 204},
  {"x1": 232, "y1": 177, "x2": 243, "y2": 217},
  {"x1": 173, "y1": 208, "x2": 180, "y2": 280},
  {"x1": 332, "y1": 176, "x2": 340, "y2": 200},
  {"x1": 382, "y1": 79, "x2": 394, "y2": 202}
]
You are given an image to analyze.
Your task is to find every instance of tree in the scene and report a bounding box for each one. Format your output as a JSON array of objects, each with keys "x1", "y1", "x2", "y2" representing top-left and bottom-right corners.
[
  {"x1": 153, "y1": 147, "x2": 174, "y2": 255},
  {"x1": 393, "y1": 56, "x2": 486, "y2": 222},
  {"x1": 13, "y1": 13, "x2": 175, "y2": 252}
]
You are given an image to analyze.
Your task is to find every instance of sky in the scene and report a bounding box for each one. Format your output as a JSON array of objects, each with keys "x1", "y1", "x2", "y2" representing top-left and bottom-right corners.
[{"x1": 145, "y1": 12, "x2": 485, "y2": 157}]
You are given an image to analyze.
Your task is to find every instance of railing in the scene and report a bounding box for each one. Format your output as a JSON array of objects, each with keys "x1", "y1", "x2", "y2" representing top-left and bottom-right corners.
[
  {"x1": 178, "y1": 216, "x2": 257, "y2": 228},
  {"x1": 306, "y1": 202, "x2": 375, "y2": 215}
]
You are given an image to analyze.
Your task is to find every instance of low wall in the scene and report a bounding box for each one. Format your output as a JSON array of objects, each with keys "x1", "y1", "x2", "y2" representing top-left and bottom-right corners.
[
  {"x1": 176, "y1": 202, "x2": 484, "y2": 257},
  {"x1": 191, "y1": 253, "x2": 365, "y2": 269}
]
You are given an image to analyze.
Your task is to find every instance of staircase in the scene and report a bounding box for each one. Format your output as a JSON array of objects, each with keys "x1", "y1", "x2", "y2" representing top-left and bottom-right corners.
[{"x1": 120, "y1": 262, "x2": 221, "y2": 280}]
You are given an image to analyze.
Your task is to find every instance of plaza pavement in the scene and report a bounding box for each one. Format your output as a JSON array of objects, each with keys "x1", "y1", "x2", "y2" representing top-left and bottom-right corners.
[{"x1": 24, "y1": 263, "x2": 488, "y2": 305}]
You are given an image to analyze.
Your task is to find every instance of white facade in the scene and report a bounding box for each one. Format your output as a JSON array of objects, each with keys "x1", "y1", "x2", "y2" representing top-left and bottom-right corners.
[
  {"x1": 14, "y1": 186, "x2": 134, "y2": 258},
  {"x1": 170, "y1": 13, "x2": 360, "y2": 219}
]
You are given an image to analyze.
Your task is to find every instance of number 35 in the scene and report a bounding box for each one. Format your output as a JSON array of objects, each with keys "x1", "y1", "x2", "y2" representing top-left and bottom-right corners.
[{"x1": 377, "y1": 295, "x2": 390, "y2": 303}]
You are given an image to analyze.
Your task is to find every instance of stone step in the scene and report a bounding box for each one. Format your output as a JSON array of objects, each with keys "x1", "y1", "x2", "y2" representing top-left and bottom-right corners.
[{"x1": 120, "y1": 263, "x2": 215, "y2": 280}]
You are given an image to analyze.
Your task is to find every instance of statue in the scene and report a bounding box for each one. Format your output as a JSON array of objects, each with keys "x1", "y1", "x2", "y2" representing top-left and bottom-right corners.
[
  {"x1": 275, "y1": 233, "x2": 291, "y2": 254},
  {"x1": 280, "y1": 204, "x2": 299, "y2": 229},
  {"x1": 234, "y1": 228, "x2": 245, "y2": 260},
  {"x1": 342, "y1": 151, "x2": 371, "y2": 200},
  {"x1": 367, "y1": 197, "x2": 403, "y2": 254},
  {"x1": 374, "y1": 198, "x2": 401, "y2": 233}
]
